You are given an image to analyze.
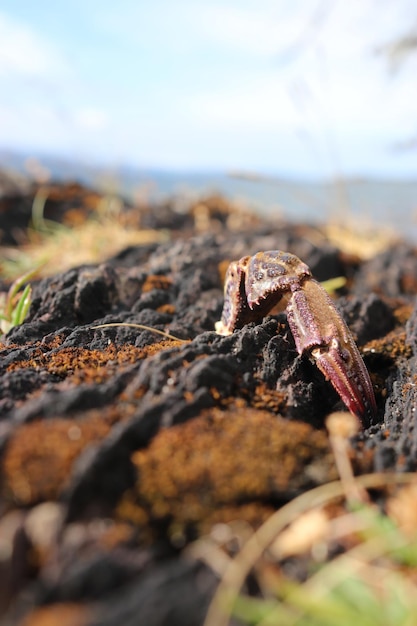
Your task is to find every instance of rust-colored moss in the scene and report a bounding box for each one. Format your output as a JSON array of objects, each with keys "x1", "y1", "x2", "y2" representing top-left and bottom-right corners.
[
  {"x1": 393, "y1": 302, "x2": 414, "y2": 326},
  {"x1": 363, "y1": 328, "x2": 412, "y2": 361},
  {"x1": 141, "y1": 274, "x2": 172, "y2": 292},
  {"x1": 202, "y1": 502, "x2": 276, "y2": 530},
  {"x1": 42, "y1": 334, "x2": 66, "y2": 350},
  {"x1": 250, "y1": 384, "x2": 287, "y2": 414},
  {"x1": 141, "y1": 339, "x2": 184, "y2": 355},
  {"x1": 1, "y1": 404, "x2": 135, "y2": 506},
  {"x1": 19, "y1": 603, "x2": 92, "y2": 626},
  {"x1": 156, "y1": 303, "x2": 176, "y2": 315},
  {"x1": 400, "y1": 273, "x2": 417, "y2": 294},
  {"x1": 97, "y1": 521, "x2": 136, "y2": 550},
  {"x1": 7, "y1": 340, "x2": 182, "y2": 380},
  {"x1": 116, "y1": 406, "x2": 335, "y2": 538}
]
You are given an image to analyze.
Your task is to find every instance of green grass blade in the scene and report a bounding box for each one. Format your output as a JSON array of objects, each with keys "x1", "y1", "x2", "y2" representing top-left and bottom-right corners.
[{"x1": 11, "y1": 285, "x2": 32, "y2": 326}]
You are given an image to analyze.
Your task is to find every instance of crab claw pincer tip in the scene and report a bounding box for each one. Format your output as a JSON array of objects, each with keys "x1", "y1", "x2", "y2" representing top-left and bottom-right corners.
[{"x1": 311, "y1": 341, "x2": 377, "y2": 427}]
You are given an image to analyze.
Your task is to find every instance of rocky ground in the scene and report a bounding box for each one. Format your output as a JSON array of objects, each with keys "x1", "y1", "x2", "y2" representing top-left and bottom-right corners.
[{"x1": 0, "y1": 173, "x2": 417, "y2": 625}]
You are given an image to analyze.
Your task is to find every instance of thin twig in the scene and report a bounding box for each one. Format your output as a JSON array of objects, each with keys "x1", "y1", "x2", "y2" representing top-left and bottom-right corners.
[
  {"x1": 203, "y1": 472, "x2": 417, "y2": 626},
  {"x1": 91, "y1": 322, "x2": 188, "y2": 343}
]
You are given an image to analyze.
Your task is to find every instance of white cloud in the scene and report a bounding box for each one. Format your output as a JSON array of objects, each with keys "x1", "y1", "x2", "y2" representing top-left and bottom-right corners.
[
  {"x1": 0, "y1": 11, "x2": 67, "y2": 77},
  {"x1": 0, "y1": 11, "x2": 110, "y2": 154},
  {"x1": 191, "y1": 1, "x2": 416, "y2": 63},
  {"x1": 186, "y1": 73, "x2": 298, "y2": 129},
  {"x1": 193, "y1": 4, "x2": 301, "y2": 57},
  {"x1": 0, "y1": 102, "x2": 72, "y2": 150},
  {"x1": 73, "y1": 108, "x2": 109, "y2": 131},
  {"x1": 0, "y1": 1, "x2": 416, "y2": 176},
  {"x1": 183, "y1": 1, "x2": 417, "y2": 141}
]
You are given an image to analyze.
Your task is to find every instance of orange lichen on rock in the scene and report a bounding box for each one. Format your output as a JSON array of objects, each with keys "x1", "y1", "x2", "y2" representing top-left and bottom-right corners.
[
  {"x1": 19, "y1": 602, "x2": 92, "y2": 626},
  {"x1": 141, "y1": 274, "x2": 172, "y2": 293},
  {"x1": 1, "y1": 405, "x2": 134, "y2": 506},
  {"x1": 202, "y1": 502, "x2": 276, "y2": 531},
  {"x1": 393, "y1": 302, "x2": 414, "y2": 325},
  {"x1": 156, "y1": 303, "x2": 176, "y2": 315},
  {"x1": 363, "y1": 328, "x2": 412, "y2": 361},
  {"x1": 250, "y1": 384, "x2": 287, "y2": 414},
  {"x1": 97, "y1": 520, "x2": 136, "y2": 550},
  {"x1": 7, "y1": 340, "x2": 182, "y2": 379},
  {"x1": 117, "y1": 406, "x2": 335, "y2": 538}
]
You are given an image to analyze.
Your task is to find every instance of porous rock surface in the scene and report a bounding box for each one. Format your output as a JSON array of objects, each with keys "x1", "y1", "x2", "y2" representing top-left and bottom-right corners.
[{"x1": 0, "y1": 190, "x2": 416, "y2": 625}]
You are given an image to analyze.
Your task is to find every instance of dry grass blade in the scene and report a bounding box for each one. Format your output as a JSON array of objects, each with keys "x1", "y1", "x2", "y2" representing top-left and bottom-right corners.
[
  {"x1": 203, "y1": 472, "x2": 417, "y2": 626},
  {"x1": 1, "y1": 211, "x2": 168, "y2": 280},
  {"x1": 323, "y1": 221, "x2": 399, "y2": 259},
  {"x1": 91, "y1": 322, "x2": 189, "y2": 343}
]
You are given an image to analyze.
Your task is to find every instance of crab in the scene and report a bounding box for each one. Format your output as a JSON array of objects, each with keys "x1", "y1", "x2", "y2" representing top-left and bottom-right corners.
[{"x1": 215, "y1": 250, "x2": 377, "y2": 426}]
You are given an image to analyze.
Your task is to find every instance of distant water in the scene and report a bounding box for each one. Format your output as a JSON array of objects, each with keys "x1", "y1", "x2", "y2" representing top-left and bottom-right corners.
[
  {"x1": 116, "y1": 171, "x2": 417, "y2": 243},
  {"x1": 1, "y1": 151, "x2": 416, "y2": 241}
]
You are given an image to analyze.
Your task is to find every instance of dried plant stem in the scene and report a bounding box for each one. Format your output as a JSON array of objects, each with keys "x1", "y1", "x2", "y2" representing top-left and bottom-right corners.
[
  {"x1": 203, "y1": 472, "x2": 417, "y2": 626},
  {"x1": 91, "y1": 322, "x2": 188, "y2": 343}
]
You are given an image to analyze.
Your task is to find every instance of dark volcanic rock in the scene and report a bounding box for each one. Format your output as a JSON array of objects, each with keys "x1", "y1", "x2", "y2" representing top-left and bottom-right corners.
[{"x1": 0, "y1": 190, "x2": 416, "y2": 626}]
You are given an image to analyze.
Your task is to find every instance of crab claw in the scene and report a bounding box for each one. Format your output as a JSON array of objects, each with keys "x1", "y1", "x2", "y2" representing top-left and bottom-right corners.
[
  {"x1": 286, "y1": 279, "x2": 377, "y2": 426},
  {"x1": 216, "y1": 250, "x2": 377, "y2": 426},
  {"x1": 311, "y1": 342, "x2": 376, "y2": 426},
  {"x1": 215, "y1": 253, "x2": 293, "y2": 335}
]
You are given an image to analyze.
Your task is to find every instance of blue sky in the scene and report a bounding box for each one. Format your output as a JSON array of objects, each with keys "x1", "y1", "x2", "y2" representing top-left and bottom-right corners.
[{"x1": 0, "y1": 0, "x2": 417, "y2": 178}]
